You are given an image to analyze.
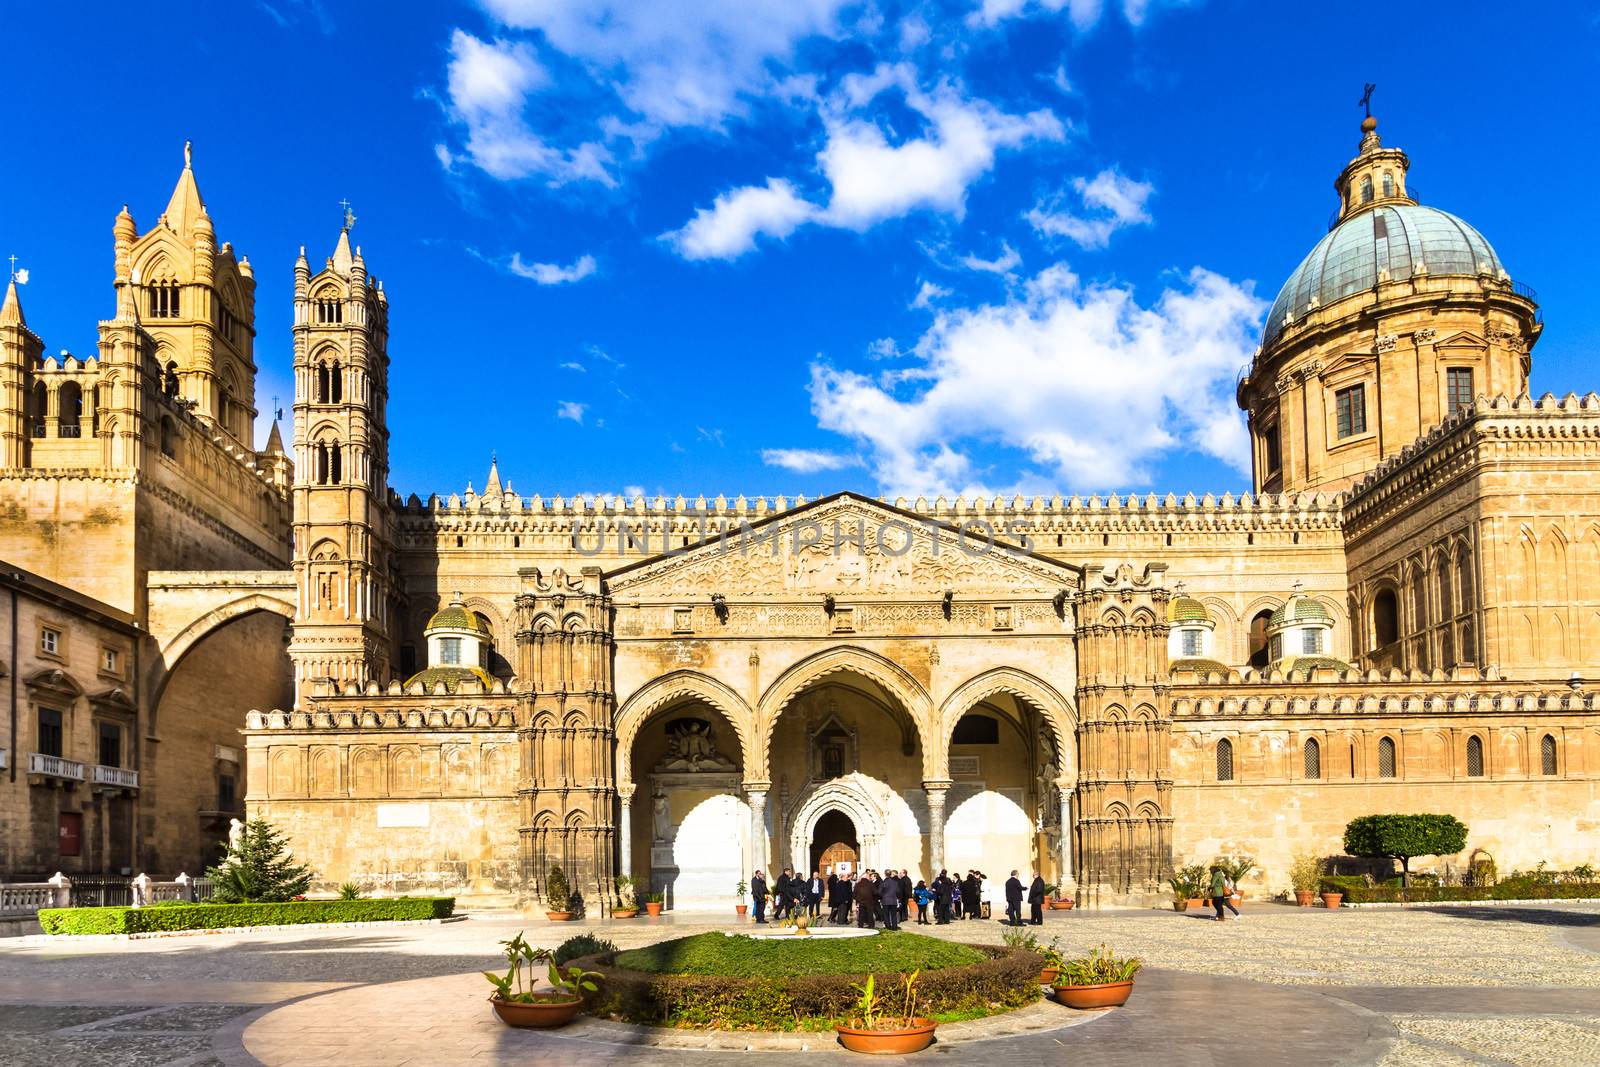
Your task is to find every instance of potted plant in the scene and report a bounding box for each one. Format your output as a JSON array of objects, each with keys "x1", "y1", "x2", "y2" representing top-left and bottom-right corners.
[
  {"x1": 1039, "y1": 936, "x2": 1066, "y2": 985},
  {"x1": 1319, "y1": 879, "x2": 1344, "y2": 909},
  {"x1": 1289, "y1": 854, "x2": 1324, "y2": 907},
  {"x1": 735, "y1": 879, "x2": 749, "y2": 917},
  {"x1": 1218, "y1": 854, "x2": 1255, "y2": 902},
  {"x1": 544, "y1": 866, "x2": 574, "y2": 921},
  {"x1": 1002, "y1": 927, "x2": 1054, "y2": 984},
  {"x1": 1168, "y1": 870, "x2": 1195, "y2": 912},
  {"x1": 612, "y1": 875, "x2": 638, "y2": 918},
  {"x1": 1175, "y1": 863, "x2": 1208, "y2": 909},
  {"x1": 644, "y1": 891, "x2": 664, "y2": 917},
  {"x1": 835, "y1": 971, "x2": 937, "y2": 1054},
  {"x1": 1051, "y1": 944, "x2": 1143, "y2": 1009},
  {"x1": 482, "y1": 932, "x2": 603, "y2": 1029}
]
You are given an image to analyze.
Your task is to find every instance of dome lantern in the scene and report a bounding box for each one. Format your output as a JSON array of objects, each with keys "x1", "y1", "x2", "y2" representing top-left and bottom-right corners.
[{"x1": 406, "y1": 592, "x2": 494, "y2": 692}]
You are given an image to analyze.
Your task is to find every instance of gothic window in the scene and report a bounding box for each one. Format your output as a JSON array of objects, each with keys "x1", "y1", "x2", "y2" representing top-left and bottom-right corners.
[
  {"x1": 1303, "y1": 738, "x2": 1321, "y2": 780},
  {"x1": 1373, "y1": 588, "x2": 1399, "y2": 647},
  {"x1": 952, "y1": 714, "x2": 1000, "y2": 745},
  {"x1": 1382, "y1": 172, "x2": 1394, "y2": 198},
  {"x1": 1216, "y1": 738, "x2": 1234, "y2": 781},
  {"x1": 439, "y1": 637, "x2": 462, "y2": 665},
  {"x1": 1447, "y1": 367, "x2": 1474, "y2": 413},
  {"x1": 1180, "y1": 629, "x2": 1202, "y2": 656},
  {"x1": 1335, "y1": 383, "x2": 1367, "y2": 438},
  {"x1": 315, "y1": 442, "x2": 329, "y2": 484},
  {"x1": 58, "y1": 382, "x2": 82, "y2": 438},
  {"x1": 316, "y1": 362, "x2": 330, "y2": 403},
  {"x1": 147, "y1": 281, "x2": 181, "y2": 319},
  {"x1": 1360, "y1": 176, "x2": 1373, "y2": 204},
  {"x1": 1302, "y1": 628, "x2": 1324, "y2": 655},
  {"x1": 163, "y1": 362, "x2": 180, "y2": 398},
  {"x1": 1378, "y1": 736, "x2": 1396, "y2": 778},
  {"x1": 1466, "y1": 735, "x2": 1484, "y2": 777},
  {"x1": 315, "y1": 296, "x2": 343, "y2": 324},
  {"x1": 29, "y1": 381, "x2": 47, "y2": 437},
  {"x1": 330, "y1": 443, "x2": 342, "y2": 484},
  {"x1": 330, "y1": 361, "x2": 343, "y2": 404},
  {"x1": 1248, "y1": 610, "x2": 1273, "y2": 668},
  {"x1": 1541, "y1": 734, "x2": 1557, "y2": 776},
  {"x1": 1438, "y1": 561, "x2": 1456, "y2": 665},
  {"x1": 821, "y1": 742, "x2": 844, "y2": 779}
]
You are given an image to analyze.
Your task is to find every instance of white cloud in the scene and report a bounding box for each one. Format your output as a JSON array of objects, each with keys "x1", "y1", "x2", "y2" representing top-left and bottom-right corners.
[
  {"x1": 440, "y1": 29, "x2": 613, "y2": 184},
  {"x1": 697, "y1": 426, "x2": 726, "y2": 446},
  {"x1": 971, "y1": 0, "x2": 1188, "y2": 28},
  {"x1": 959, "y1": 242, "x2": 1021, "y2": 275},
  {"x1": 556, "y1": 400, "x2": 588, "y2": 423},
  {"x1": 760, "y1": 448, "x2": 863, "y2": 473},
  {"x1": 559, "y1": 361, "x2": 586, "y2": 371},
  {"x1": 911, "y1": 280, "x2": 951, "y2": 309},
  {"x1": 867, "y1": 337, "x2": 902, "y2": 359},
  {"x1": 808, "y1": 264, "x2": 1263, "y2": 496},
  {"x1": 1027, "y1": 168, "x2": 1154, "y2": 249},
  {"x1": 477, "y1": 0, "x2": 848, "y2": 131},
  {"x1": 508, "y1": 252, "x2": 598, "y2": 284},
  {"x1": 662, "y1": 179, "x2": 818, "y2": 261}
]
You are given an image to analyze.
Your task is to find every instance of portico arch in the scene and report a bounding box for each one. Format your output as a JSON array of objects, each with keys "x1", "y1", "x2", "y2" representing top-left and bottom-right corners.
[
  {"x1": 614, "y1": 670, "x2": 755, "y2": 783},
  {"x1": 935, "y1": 667, "x2": 1077, "y2": 783},
  {"x1": 786, "y1": 773, "x2": 891, "y2": 876}
]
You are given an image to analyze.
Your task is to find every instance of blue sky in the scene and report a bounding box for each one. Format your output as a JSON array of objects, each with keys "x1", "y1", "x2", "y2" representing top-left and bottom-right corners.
[{"x1": 6, "y1": 1, "x2": 1598, "y2": 501}]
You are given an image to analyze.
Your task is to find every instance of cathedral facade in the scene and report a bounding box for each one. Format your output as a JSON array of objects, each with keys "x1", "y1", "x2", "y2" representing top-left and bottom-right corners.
[{"x1": 6, "y1": 114, "x2": 1598, "y2": 908}]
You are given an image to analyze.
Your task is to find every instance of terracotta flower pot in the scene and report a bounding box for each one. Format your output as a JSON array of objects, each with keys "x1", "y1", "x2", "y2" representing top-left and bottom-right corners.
[
  {"x1": 645, "y1": 902, "x2": 663, "y2": 916},
  {"x1": 545, "y1": 911, "x2": 574, "y2": 921},
  {"x1": 1049, "y1": 898, "x2": 1075, "y2": 910},
  {"x1": 1038, "y1": 966, "x2": 1060, "y2": 985},
  {"x1": 1320, "y1": 892, "x2": 1343, "y2": 909},
  {"x1": 1187, "y1": 898, "x2": 1207, "y2": 910},
  {"x1": 835, "y1": 1018, "x2": 937, "y2": 1055},
  {"x1": 1172, "y1": 900, "x2": 1189, "y2": 912},
  {"x1": 1053, "y1": 980, "x2": 1135, "y2": 1009},
  {"x1": 612, "y1": 908, "x2": 638, "y2": 918},
  {"x1": 1294, "y1": 890, "x2": 1316, "y2": 907},
  {"x1": 489, "y1": 995, "x2": 584, "y2": 1028},
  {"x1": 735, "y1": 904, "x2": 748, "y2": 916}
]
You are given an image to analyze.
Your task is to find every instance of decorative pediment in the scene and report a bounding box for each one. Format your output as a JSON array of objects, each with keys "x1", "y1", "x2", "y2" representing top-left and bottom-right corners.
[
  {"x1": 25, "y1": 668, "x2": 83, "y2": 698},
  {"x1": 1434, "y1": 330, "x2": 1487, "y2": 351},
  {"x1": 90, "y1": 685, "x2": 136, "y2": 711},
  {"x1": 606, "y1": 492, "x2": 1078, "y2": 600}
]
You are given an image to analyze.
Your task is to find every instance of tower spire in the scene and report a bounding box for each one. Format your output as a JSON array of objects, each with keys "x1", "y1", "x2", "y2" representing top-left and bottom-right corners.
[
  {"x1": 162, "y1": 139, "x2": 208, "y2": 233},
  {"x1": 0, "y1": 277, "x2": 24, "y2": 328}
]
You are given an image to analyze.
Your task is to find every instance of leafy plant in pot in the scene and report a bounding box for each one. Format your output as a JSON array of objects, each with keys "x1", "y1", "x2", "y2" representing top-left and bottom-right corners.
[
  {"x1": 644, "y1": 891, "x2": 664, "y2": 916},
  {"x1": 544, "y1": 866, "x2": 574, "y2": 920},
  {"x1": 1052, "y1": 944, "x2": 1143, "y2": 1009},
  {"x1": 1002, "y1": 926, "x2": 1059, "y2": 984},
  {"x1": 835, "y1": 970, "x2": 937, "y2": 1054},
  {"x1": 482, "y1": 932, "x2": 603, "y2": 1028},
  {"x1": 1318, "y1": 879, "x2": 1344, "y2": 909},
  {"x1": 612, "y1": 875, "x2": 638, "y2": 918},
  {"x1": 1289, "y1": 854, "x2": 1325, "y2": 907},
  {"x1": 1217, "y1": 854, "x2": 1255, "y2": 902},
  {"x1": 735, "y1": 879, "x2": 749, "y2": 917},
  {"x1": 1168, "y1": 870, "x2": 1196, "y2": 912}
]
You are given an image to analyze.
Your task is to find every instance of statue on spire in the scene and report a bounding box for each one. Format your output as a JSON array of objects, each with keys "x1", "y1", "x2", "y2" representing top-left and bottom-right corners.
[
  {"x1": 184, "y1": 140, "x2": 193, "y2": 168},
  {"x1": 339, "y1": 198, "x2": 357, "y2": 232}
]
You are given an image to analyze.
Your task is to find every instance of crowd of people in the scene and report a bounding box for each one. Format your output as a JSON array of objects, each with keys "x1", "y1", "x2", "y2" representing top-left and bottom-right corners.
[{"x1": 747, "y1": 866, "x2": 1054, "y2": 928}]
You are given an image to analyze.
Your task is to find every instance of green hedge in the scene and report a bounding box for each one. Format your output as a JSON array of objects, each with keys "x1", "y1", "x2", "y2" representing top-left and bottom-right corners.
[
  {"x1": 1321, "y1": 875, "x2": 1600, "y2": 904},
  {"x1": 614, "y1": 930, "x2": 986, "y2": 978},
  {"x1": 576, "y1": 941, "x2": 1042, "y2": 1031},
  {"x1": 39, "y1": 896, "x2": 455, "y2": 935}
]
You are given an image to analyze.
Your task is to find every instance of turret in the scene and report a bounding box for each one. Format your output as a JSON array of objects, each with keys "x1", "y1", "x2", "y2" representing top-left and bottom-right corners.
[{"x1": 0, "y1": 273, "x2": 43, "y2": 467}]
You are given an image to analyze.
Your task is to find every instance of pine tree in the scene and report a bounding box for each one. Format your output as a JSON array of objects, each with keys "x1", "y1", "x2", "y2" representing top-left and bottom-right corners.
[{"x1": 205, "y1": 818, "x2": 315, "y2": 903}]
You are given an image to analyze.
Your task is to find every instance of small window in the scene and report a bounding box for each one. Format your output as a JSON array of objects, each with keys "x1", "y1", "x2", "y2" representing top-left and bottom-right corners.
[
  {"x1": 1382, "y1": 172, "x2": 1394, "y2": 198},
  {"x1": 1335, "y1": 384, "x2": 1368, "y2": 439},
  {"x1": 1303, "y1": 628, "x2": 1324, "y2": 655},
  {"x1": 1466, "y1": 735, "x2": 1484, "y2": 777},
  {"x1": 1541, "y1": 734, "x2": 1557, "y2": 776},
  {"x1": 1268, "y1": 634, "x2": 1282, "y2": 661},
  {"x1": 439, "y1": 637, "x2": 463, "y2": 665},
  {"x1": 1216, "y1": 738, "x2": 1234, "y2": 781},
  {"x1": 98, "y1": 722, "x2": 122, "y2": 768},
  {"x1": 38, "y1": 707, "x2": 63, "y2": 758},
  {"x1": 101, "y1": 647, "x2": 120, "y2": 675},
  {"x1": 1373, "y1": 589, "x2": 1399, "y2": 647},
  {"x1": 40, "y1": 627, "x2": 60, "y2": 656},
  {"x1": 1180, "y1": 630, "x2": 1202, "y2": 657},
  {"x1": 1360, "y1": 176, "x2": 1373, "y2": 204},
  {"x1": 1447, "y1": 367, "x2": 1474, "y2": 413},
  {"x1": 1378, "y1": 736, "x2": 1396, "y2": 778},
  {"x1": 1263, "y1": 423, "x2": 1281, "y2": 474},
  {"x1": 1247, "y1": 610, "x2": 1273, "y2": 669},
  {"x1": 218, "y1": 773, "x2": 237, "y2": 811},
  {"x1": 951, "y1": 714, "x2": 1000, "y2": 745},
  {"x1": 1303, "y1": 738, "x2": 1321, "y2": 780}
]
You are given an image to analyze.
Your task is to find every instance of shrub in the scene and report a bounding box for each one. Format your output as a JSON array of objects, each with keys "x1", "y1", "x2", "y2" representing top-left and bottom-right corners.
[
  {"x1": 1327, "y1": 875, "x2": 1600, "y2": 904},
  {"x1": 39, "y1": 897, "x2": 454, "y2": 935},
  {"x1": 1343, "y1": 814, "x2": 1469, "y2": 887},
  {"x1": 205, "y1": 818, "x2": 314, "y2": 903},
  {"x1": 577, "y1": 938, "x2": 1041, "y2": 1031},
  {"x1": 545, "y1": 866, "x2": 571, "y2": 911},
  {"x1": 338, "y1": 882, "x2": 362, "y2": 901},
  {"x1": 554, "y1": 933, "x2": 618, "y2": 966},
  {"x1": 615, "y1": 931, "x2": 986, "y2": 978},
  {"x1": 1289, "y1": 853, "x2": 1325, "y2": 892}
]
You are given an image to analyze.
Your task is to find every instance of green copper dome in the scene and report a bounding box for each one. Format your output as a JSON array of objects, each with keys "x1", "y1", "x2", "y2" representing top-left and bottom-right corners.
[
  {"x1": 425, "y1": 601, "x2": 489, "y2": 634},
  {"x1": 1264, "y1": 204, "x2": 1504, "y2": 341},
  {"x1": 406, "y1": 665, "x2": 493, "y2": 692},
  {"x1": 1268, "y1": 595, "x2": 1333, "y2": 630},
  {"x1": 1167, "y1": 596, "x2": 1212, "y2": 625}
]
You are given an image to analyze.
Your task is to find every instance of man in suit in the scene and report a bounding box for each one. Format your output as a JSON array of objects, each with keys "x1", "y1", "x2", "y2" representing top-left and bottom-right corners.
[
  {"x1": 853, "y1": 872, "x2": 878, "y2": 928},
  {"x1": 807, "y1": 871, "x2": 824, "y2": 918},
  {"x1": 1028, "y1": 871, "x2": 1048, "y2": 925},
  {"x1": 774, "y1": 867, "x2": 794, "y2": 920},
  {"x1": 751, "y1": 870, "x2": 768, "y2": 924},
  {"x1": 897, "y1": 869, "x2": 912, "y2": 925},
  {"x1": 878, "y1": 869, "x2": 903, "y2": 930},
  {"x1": 1004, "y1": 870, "x2": 1024, "y2": 926},
  {"x1": 932, "y1": 870, "x2": 953, "y2": 924}
]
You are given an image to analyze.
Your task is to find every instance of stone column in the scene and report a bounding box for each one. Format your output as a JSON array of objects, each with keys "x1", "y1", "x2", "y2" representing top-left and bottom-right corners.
[
  {"x1": 1057, "y1": 784, "x2": 1074, "y2": 889},
  {"x1": 744, "y1": 781, "x2": 770, "y2": 875},
  {"x1": 923, "y1": 780, "x2": 951, "y2": 874},
  {"x1": 616, "y1": 784, "x2": 636, "y2": 878}
]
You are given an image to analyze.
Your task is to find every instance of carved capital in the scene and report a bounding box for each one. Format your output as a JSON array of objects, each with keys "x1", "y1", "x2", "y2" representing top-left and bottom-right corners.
[{"x1": 1375, "y1": 333, "x2": 1398, "y2": 353}]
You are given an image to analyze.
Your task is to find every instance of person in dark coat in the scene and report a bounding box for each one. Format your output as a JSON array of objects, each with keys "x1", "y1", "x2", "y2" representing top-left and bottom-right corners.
[
  {"x1": 1004, "y1": 870, "x2": 1024, "y2": 926},
  {"x1": 962, "y1": 872, "x2": 980, "y2": 920},
  {"x1": 897, "y1": 870, "x2": 913, "y2": 924},
  {"x1": 932, "y1": 870, "x2": 952, "y2": 924},
  {"x1": 878, "y1": 870, "x2": 903, "y2": 930},
  {"x1": 853, "y1": 873, "x2": 878, "y2": 928},
  {"x1": 751, "y1": 870, "x2": 769, "y2": 924},
  {"x1": 773, "y1": 867, "x2": 794, "y2": 920},
  {"x1": 807, "y1": 871, "x2": 824, "y2": 918},
  {"x1": 1028, "y1": 871, "x2": 1047, "y2": 925}
]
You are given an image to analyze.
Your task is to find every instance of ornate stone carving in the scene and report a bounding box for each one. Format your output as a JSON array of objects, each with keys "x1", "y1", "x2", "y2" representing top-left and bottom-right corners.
[
  {"x1": 1414, "y1": 327, "x2": 1437, "y2": 343},
  {"x1": 1376, "y1": 333, "x2": 1399, "y2": 353},
  {"x1": 654, "y1": 716, "x2": 737, "y2": 773}
]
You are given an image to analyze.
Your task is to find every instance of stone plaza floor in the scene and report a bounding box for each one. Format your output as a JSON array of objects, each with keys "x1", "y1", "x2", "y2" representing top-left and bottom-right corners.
[{"x1": 2, "y1": 901, "x2": 1598, "y2": 1066}]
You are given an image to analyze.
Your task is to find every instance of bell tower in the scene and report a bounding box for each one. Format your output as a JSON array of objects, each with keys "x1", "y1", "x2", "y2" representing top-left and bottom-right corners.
[{"x1": 286, "y1": 211, "x2": 395, "y2": 697}]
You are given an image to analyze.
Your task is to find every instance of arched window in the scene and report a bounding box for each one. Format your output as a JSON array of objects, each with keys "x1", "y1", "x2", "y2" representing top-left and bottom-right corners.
[
  {"x1": 1247, "y1": 610, "x2": 1273, "y2": 669},
  {"x1": 1382, "y1": 172, "x2": 1394, "y2": 198},
  {"x1": 29, "y1": 381, "x2": 47, "y2": 437},
  {"x1": 1378, "y1": 736, "x2": 1396, "y2": 778},
  {"x1": 1412, "y1": 579, "x2": 1429, "y2": 670},
  {"x1": 1303, "y1": 738, "x2": 1321, "y2": 780},
  {"x1": 58, "y1": 382, "x2": 82, "y2": 438},
  {"x1": 316, "y1": 362, "x2": 330, "y2": 403},
  {"x1": 1373, "y1": 588, "x2": 1399, "y2": 648},
  {"x1": 1438, "y1": 561, "x2": 1455, "y2": 665},
  {"x1": 1216, "y1": 738, "x2": 1234, "y2": 782},
  {"x1": 1360, "y1": 176, "x2": 1374, "y2": 204},
  {"x1": 1466, "y1": 735, "x2": 1484, "y2": 777},
  {"x1": 330, "y1": 443, "x2": 342, "y2": 484},
  {"x1": 331, "y1": 360, "x2": 343, "y2": 404},
  {"x1": 315, "y1": 442, "x2": 329, "y2": 485},
  {"x1": 1541, "y1": 734, "x2": 1557, "y2": 776}
]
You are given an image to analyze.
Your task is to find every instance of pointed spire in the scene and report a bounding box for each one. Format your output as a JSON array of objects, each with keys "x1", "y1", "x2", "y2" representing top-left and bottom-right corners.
[
  {"x1": 0, "y1": 278, "x2": 24, "y2": 328},
  {"x1": 162, "y1": 140, "x2": 208, "y2": 234},
  {"x1": 485, "y1": 453, "x2": 502, "y2": 496},
  {"x1": 265, "y1": 419, "x2": 286, "y2": 455},
  {"x1": 331, "y1": 228, "x2": 354, "y2": 274}
]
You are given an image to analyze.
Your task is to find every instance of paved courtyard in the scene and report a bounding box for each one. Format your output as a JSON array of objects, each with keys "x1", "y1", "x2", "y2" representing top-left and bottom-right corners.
[{"x1": 1, "y1": 902, "x2": 1598, "y2": 1066}]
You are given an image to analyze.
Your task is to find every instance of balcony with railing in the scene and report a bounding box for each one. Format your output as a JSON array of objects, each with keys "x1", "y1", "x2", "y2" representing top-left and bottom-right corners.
[
  {"x1": 91, "y1": 764, "x2": 139, "y2": 790},
  {"x1": 27, "y1": 752, "x2": 85, "y2": 782}
]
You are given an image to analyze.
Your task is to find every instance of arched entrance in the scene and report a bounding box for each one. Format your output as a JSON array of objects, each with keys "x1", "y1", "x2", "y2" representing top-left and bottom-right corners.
[
  {"x1": 811, "y1": 809, "x2": 858, "y2": 878},
  {"x1": 787, "y1": 772, "x2": 892, "y2": 876}
]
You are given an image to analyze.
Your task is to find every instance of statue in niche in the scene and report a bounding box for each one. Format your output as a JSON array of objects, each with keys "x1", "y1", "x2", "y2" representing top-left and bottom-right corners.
[
  {"x1": 651, "y1": 788, "x2": 672, "y2": 843},
  {"x1": 655, "y1": 716, "x2": 737, "y2": 773}
]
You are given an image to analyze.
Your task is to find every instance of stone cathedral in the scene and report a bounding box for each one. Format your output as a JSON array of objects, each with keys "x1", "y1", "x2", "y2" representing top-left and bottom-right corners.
[{"x1": 6, "y1": 112, "x2": 1599, "y2": 908}]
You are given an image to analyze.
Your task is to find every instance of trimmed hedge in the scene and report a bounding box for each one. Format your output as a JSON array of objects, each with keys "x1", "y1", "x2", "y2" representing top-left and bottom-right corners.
[
  {"x1": 614, "y1": 930, "x2": 986, "y2": 978},
  {"x1": 1321, "y1": 874, "x2": 1600, "y2": 904},
  {"x1": 576, "y1": 939, "x2": 1043, "y2": 1031},
  {"x1": 39, "y1": 896, "x2": 455, "y2": 935}
]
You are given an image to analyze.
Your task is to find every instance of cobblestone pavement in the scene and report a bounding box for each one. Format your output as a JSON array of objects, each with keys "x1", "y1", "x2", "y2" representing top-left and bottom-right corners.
[{"x1": 0, "y1": 901, "x2": 1596, "y2": 1066}]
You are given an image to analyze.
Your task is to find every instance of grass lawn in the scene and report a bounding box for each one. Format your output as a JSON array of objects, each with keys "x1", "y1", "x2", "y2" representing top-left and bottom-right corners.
[{"x1": 612, "y1": 930, "x2": 988, "y2": 977}]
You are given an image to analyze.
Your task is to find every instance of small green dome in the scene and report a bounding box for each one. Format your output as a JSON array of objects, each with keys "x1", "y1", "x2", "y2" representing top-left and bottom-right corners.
[
  {"x1": 426, "y1": 599, "x2": 488, "y2": 635},
  {"x1": 1167, "y1": 596, "x2": 1212, "y2": 624},
  {"x1": 1169, "y1": 657, "x2": 1230, "y2": 675},
  {"x1": 1268, "y1": 654, "x2": 1351, "y2": 676},
  {"x1": 405, "y1": 665, "x2": 493, "y2": 692},
  {"x1": 1269, "y1": 594, "x2": 1333, "y2": 630}
]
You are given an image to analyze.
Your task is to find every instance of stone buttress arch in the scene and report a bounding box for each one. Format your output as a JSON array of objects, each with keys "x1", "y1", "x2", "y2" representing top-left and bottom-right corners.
[
  {"x1": 148, "y1": 592, "x2": 296, "y2": 716},
  {"x1": 613, "y1": 670, "x2": 755, "y2": 783}
]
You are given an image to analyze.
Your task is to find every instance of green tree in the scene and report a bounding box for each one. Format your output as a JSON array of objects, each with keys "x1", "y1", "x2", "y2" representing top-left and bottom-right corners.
[
  {"x1": 205, "y1": 818, "x2": 315, "y2": 903},
  {"x1": 1343, "y1": 814, "x2": 1469, "y2": 888}
]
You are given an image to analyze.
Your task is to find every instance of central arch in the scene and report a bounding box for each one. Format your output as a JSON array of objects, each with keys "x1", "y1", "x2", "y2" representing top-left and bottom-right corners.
[{"x1": 787, "y1": 773, "x2": 890, "y2": 876}]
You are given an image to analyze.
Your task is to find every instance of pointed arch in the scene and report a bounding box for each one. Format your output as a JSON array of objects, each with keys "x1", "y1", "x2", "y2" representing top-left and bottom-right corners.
[
  {"x1": 936, "y1": 667, "x2": 1077, "y2": 783},
  {"x1": 614, "y1": 670, "x2": 755, "y2": 783},
  {"x1": 757, "y1": 645, "x2": 933, "y2": 779}
]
